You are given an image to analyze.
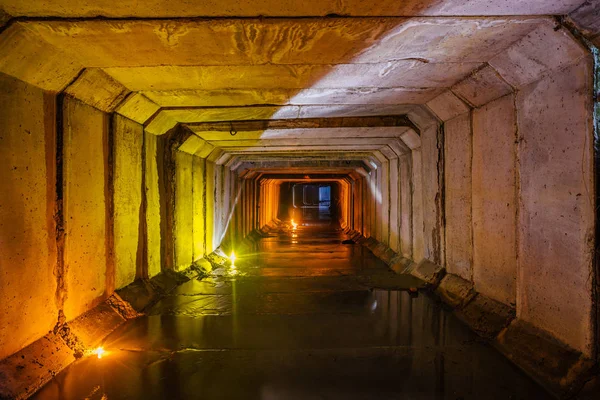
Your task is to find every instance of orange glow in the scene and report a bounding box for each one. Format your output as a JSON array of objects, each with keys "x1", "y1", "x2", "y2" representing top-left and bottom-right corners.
[
  {"x1": 92, "y1": 347, "x2": 106, "y2": 359},
  {"x1": 291, "y1": 219, "x2": 298, "y2": 230}
]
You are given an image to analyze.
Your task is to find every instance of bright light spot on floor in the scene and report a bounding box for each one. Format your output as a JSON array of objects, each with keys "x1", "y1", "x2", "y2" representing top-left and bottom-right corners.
[{"x1": 92, "y1": 347, "x2": 106, "y2": 359}]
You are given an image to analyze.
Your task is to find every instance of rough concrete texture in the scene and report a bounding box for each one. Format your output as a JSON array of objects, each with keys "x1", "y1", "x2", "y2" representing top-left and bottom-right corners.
[
  {"x1": 144, "y1": 131, "x2": 162, "y2": 279},
  {"x1": 472, "y1": 95, "x2": 517, "y2": 306},
  {"x1": 451, "y1": 65, "x2": 513, "y2": 108},
  {"x1": 63, "y1": 97, "x2": 109, "y2": 320},
  {"x1": 0, "y1": 332, "x2": 75, "y2": 400},
  {"x1": 67, "y1": 303, "x2": 125, "y2": 349},
  {"x1": 0, "y1": 24, "x2": 82, "y2": 91},
  {"x1": 117, "y1": 270, "x2": 190, "y2": 312},
  {"x1": 496, "y1": 319, "x2": 595, "y2": 397},
  {"x1": 399, "y1": 154, "x2": 413, "y2": 259},
  {"x1": 115, "y1": 93, "x2": 161, "y2": 125},
  {"x1": 569, "y1": 0, "x2": 600, "y2": 47},
  {"x1": 113, "y1": 115, "x2": 143, "y2": 289},
  {"x1": 444, "y1": 113, "x2": 473, "y2": 281},
  {"x1": 409, "y1": 259, "x2": 445, "y2": 286},
  {"x1": 174, "y1": 151, "x2": 194, "y2": 271},
  {"x1": 192, "y1": 156, "x2": 206, "y2": 260},
  {"x1": 64, "y1": 69, "x2": 130, "y2": 113},
  {"x1": 456, "y1": 294, "x2": 515, "y2": 339},
  {"x1": 0, "y1": 0, "x2": 588, "y2": 18},
  {"x1": 0, "y1": 75, "x2": 57, "y2": 361},
  {"x1": 490, "y1": 22, "x2": 588, "y2": 88},
  {"x1": 516, "y1": 58, "x2": 595, "y2": 356},
  {"x1": 435, "y1": 274, "x2": 477, "y2": 309},
  {"x1": 426, "y1": 90, "x2": 469, "y2": 122},
  {"x1": 420, "y1": 125, "x2": 443, "y2": 264}
]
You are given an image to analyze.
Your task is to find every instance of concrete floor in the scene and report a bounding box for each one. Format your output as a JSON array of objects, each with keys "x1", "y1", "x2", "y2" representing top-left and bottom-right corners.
[{"x1": 33, "y1": 225, "x2": 550, "y2": 399}]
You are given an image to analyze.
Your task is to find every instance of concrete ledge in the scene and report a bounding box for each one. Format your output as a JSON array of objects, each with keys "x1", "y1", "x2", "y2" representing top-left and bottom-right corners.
[
  {"x1": 435, "y1": 274, "x2": 477, "y2": 309},
  {"x1": 67, "y1": 303, "x2": 125, "y2": 349},
  {"x1": 408, "y1": 259, "x2": 445, "y2": 286},
  {"x1": 495, "y1": 320, "x2": 596, "y2": 398},
  {"x1": 117, "y1": 270, "x2": 190, "y2": 312},
  {"x1": 389, "y1": 256, "x2": 413, "y2": 274},
  {"x1": 0, "y1": 332, "x2": 75, "y2": 400},
  {"x1": 0, "y1": 293, "x2": 140, "y2": 400},
  {"x1": 455, "y1": 294, "x2": 515, "y2": 339}
]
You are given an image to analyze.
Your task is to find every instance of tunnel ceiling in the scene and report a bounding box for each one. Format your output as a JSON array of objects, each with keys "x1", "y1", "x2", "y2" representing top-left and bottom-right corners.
[{"x1": 0, "y1": 0, "x2": 596, "y2": 177}]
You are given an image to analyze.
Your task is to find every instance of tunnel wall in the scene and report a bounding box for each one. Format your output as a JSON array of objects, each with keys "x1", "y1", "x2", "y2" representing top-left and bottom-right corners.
[
  {"x1": 424, "y1": 25, "x2": 595, "y2": 356},
  {"x1": 0, "y1": 74, "x2": 58, "y2": 360},
  {"x1": 62, "y1": 97, "x2": 110, "y2": 319}
]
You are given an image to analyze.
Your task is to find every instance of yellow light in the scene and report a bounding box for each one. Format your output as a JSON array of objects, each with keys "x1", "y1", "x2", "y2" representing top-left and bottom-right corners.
[
  {"x1": 291, "y1": 219, "x2": 298, "y2": 230},
  {"x1": 230, "y1": 252, "x2": 236, "y2": 265},
  {"x1": 93, "y1": 347, "x2": 106, "y2": 359}
]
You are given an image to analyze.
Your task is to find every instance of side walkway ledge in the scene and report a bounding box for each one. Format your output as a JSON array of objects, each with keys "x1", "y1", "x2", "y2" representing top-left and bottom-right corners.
[
  {"x1": 408, "y1": 259, "x2": 446, "y2": 286},
  {"x1": 0, "y1": 293, "x2": 139, "y2": 400},
  {"x1": 495, "y1": 320, "x2": 596, "y2": 398}
]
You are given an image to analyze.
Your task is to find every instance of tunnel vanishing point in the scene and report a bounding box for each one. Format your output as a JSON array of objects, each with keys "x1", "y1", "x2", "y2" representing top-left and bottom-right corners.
[{"x1": 1, "y1": 0, "x2": 600, "y2": 399}]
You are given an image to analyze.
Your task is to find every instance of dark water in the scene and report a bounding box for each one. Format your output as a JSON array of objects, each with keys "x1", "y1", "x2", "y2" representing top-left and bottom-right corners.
[{"x1": 33, "y1": 225, "x2": 550, "y2": 399}]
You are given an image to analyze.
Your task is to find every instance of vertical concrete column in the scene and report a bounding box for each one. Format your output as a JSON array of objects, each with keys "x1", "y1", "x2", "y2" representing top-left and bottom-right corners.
[
  {"x1": 113, "y1": 115, "x2": 143, "y2": 288},
  {"x1": 388, "y1": 157, "x2": 400, "y2": 252},
  {"x1": 174, "y1": 151, "x2": 193, "y2": 271},
  {"x1": 399, "y1": 154, "x2": 413, "y2": 259},
  {"x1": 204, "y1": 160, "x2": 215, "y2": 254},
  {"x1": 411, "y1": 149, "x2": 425, "y2": 262},
  {"x1": 144, "y1": 131, "x2": 162, "y2": 278},
  {"x1": 444, "y1": 113, "x2": 473, "y2": 281},
  {"x1": 472, "y1": 95, "x2": 517, "y2": 304},
  {"x1": 0, "y1": 76, "x2": 58, "y2": 360},
  {"x1": 192, "y1": 156, "x2": 206, "y2": 259},
  {"x1": 63, "y1": 97, "x2": 110, "y2": 320}
]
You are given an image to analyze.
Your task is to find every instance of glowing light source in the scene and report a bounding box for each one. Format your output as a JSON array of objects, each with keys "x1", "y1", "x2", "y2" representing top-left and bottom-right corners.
[
  {"x1": 93, "y1": 347, "x2": 106, "y2": 359},
  {"x1": 230, "y1": 252, "x2": 236, "y2": 265},
  {"x1": 291, "y1": 219, "x2": 298, "y2": 230}
]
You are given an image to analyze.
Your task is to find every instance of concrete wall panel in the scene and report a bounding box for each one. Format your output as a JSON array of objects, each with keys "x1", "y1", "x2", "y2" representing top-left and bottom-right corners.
[
  {"x1": 516, "y1": 59, "x2": 594, "y2": 356},
  {"x1": 444, "y1": 113, "x2": 472, "y2": 280},
  {"x1": 63, "y1": 97, "x2": 109, "y2": 320},
  {"x1": 113, "y1": 115, "x2": 143, "y2": 289},
  {"x1": 0, "y1": 75, "x2": 57, "y2": 360},
  {"x1": 174, "y1": 151, "x2": 194, "y2": 271},
  {"x1": 192, "y1": 156, "x2": 206, "y2": 259},
  {"x1": 472, "y1": 95, "x2": 517, "y2": 306},
  {"x1": 144, "y1": 131, "x2": 162, "y2": 278}
]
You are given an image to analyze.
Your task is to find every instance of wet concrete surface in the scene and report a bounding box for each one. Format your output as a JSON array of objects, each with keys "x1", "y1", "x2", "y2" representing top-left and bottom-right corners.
[{"x1": 33, "y1": 224, "x2": 551, "y2": 399}]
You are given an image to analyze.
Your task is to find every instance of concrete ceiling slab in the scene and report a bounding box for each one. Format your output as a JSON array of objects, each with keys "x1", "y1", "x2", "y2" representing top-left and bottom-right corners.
[
  {"x1": 0, "y1": 0, "x2": 586, "y2": 18},
  {"x1": 142, "y1": 87, "x2": 445, "y2": 107},
  {"x1": 190, "y1": 127, "x2": 411, "y2": 141},
  {"x1": 17, "y1": 18, "x2": 545, "y2": 68},
  {"x1": 102, "y1": 61, "x2": 481, "y2": 91}
]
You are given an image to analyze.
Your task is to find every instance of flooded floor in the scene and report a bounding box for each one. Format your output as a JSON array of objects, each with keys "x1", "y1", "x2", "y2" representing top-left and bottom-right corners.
[{"x1": 33, "y1": 224, "x2": 551, "y2": 399}]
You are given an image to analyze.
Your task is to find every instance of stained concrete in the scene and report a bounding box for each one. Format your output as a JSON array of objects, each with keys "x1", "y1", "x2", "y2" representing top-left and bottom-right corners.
[
  {"x1": 472, "y1": 95, "x2": 517, "y2": 306},
  {"x1": 63, "y1": 97, "x2": 110, "y2": 320},
  {"x1": 144, "y1": 131, "x2": 162, "y2": 279},
  {"x1": 113, "y1": 115, "x2": 143, "y2": 289},
  {"x1": 0, "y1": 1, "x2": 598, "y2": 397},
  {"x1": 444, "y1": 113, "x2": 473, "y2": 281},
  {"x1": 0, "y1": 74, "x2": 57, "y2": 361},
  {"x1": 516, "y1": 58, "x2": 595, "y2": 356}
]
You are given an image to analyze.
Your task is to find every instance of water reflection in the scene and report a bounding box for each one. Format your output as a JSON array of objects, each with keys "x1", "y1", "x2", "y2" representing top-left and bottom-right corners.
[{"x1": 33, "y1": 226, "x2": 550, "y2": 400}]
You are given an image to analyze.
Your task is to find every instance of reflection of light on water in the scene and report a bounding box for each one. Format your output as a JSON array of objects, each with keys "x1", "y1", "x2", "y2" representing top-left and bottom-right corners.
[{"x1": 370, "y1": 300, "x2": 378, "y2": 312}]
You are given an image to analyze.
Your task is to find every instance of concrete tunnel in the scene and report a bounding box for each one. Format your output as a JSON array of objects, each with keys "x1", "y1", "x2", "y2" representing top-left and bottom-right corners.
[{"x1": 0, "y1": 0, "x2": 600, "y2": 398}]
